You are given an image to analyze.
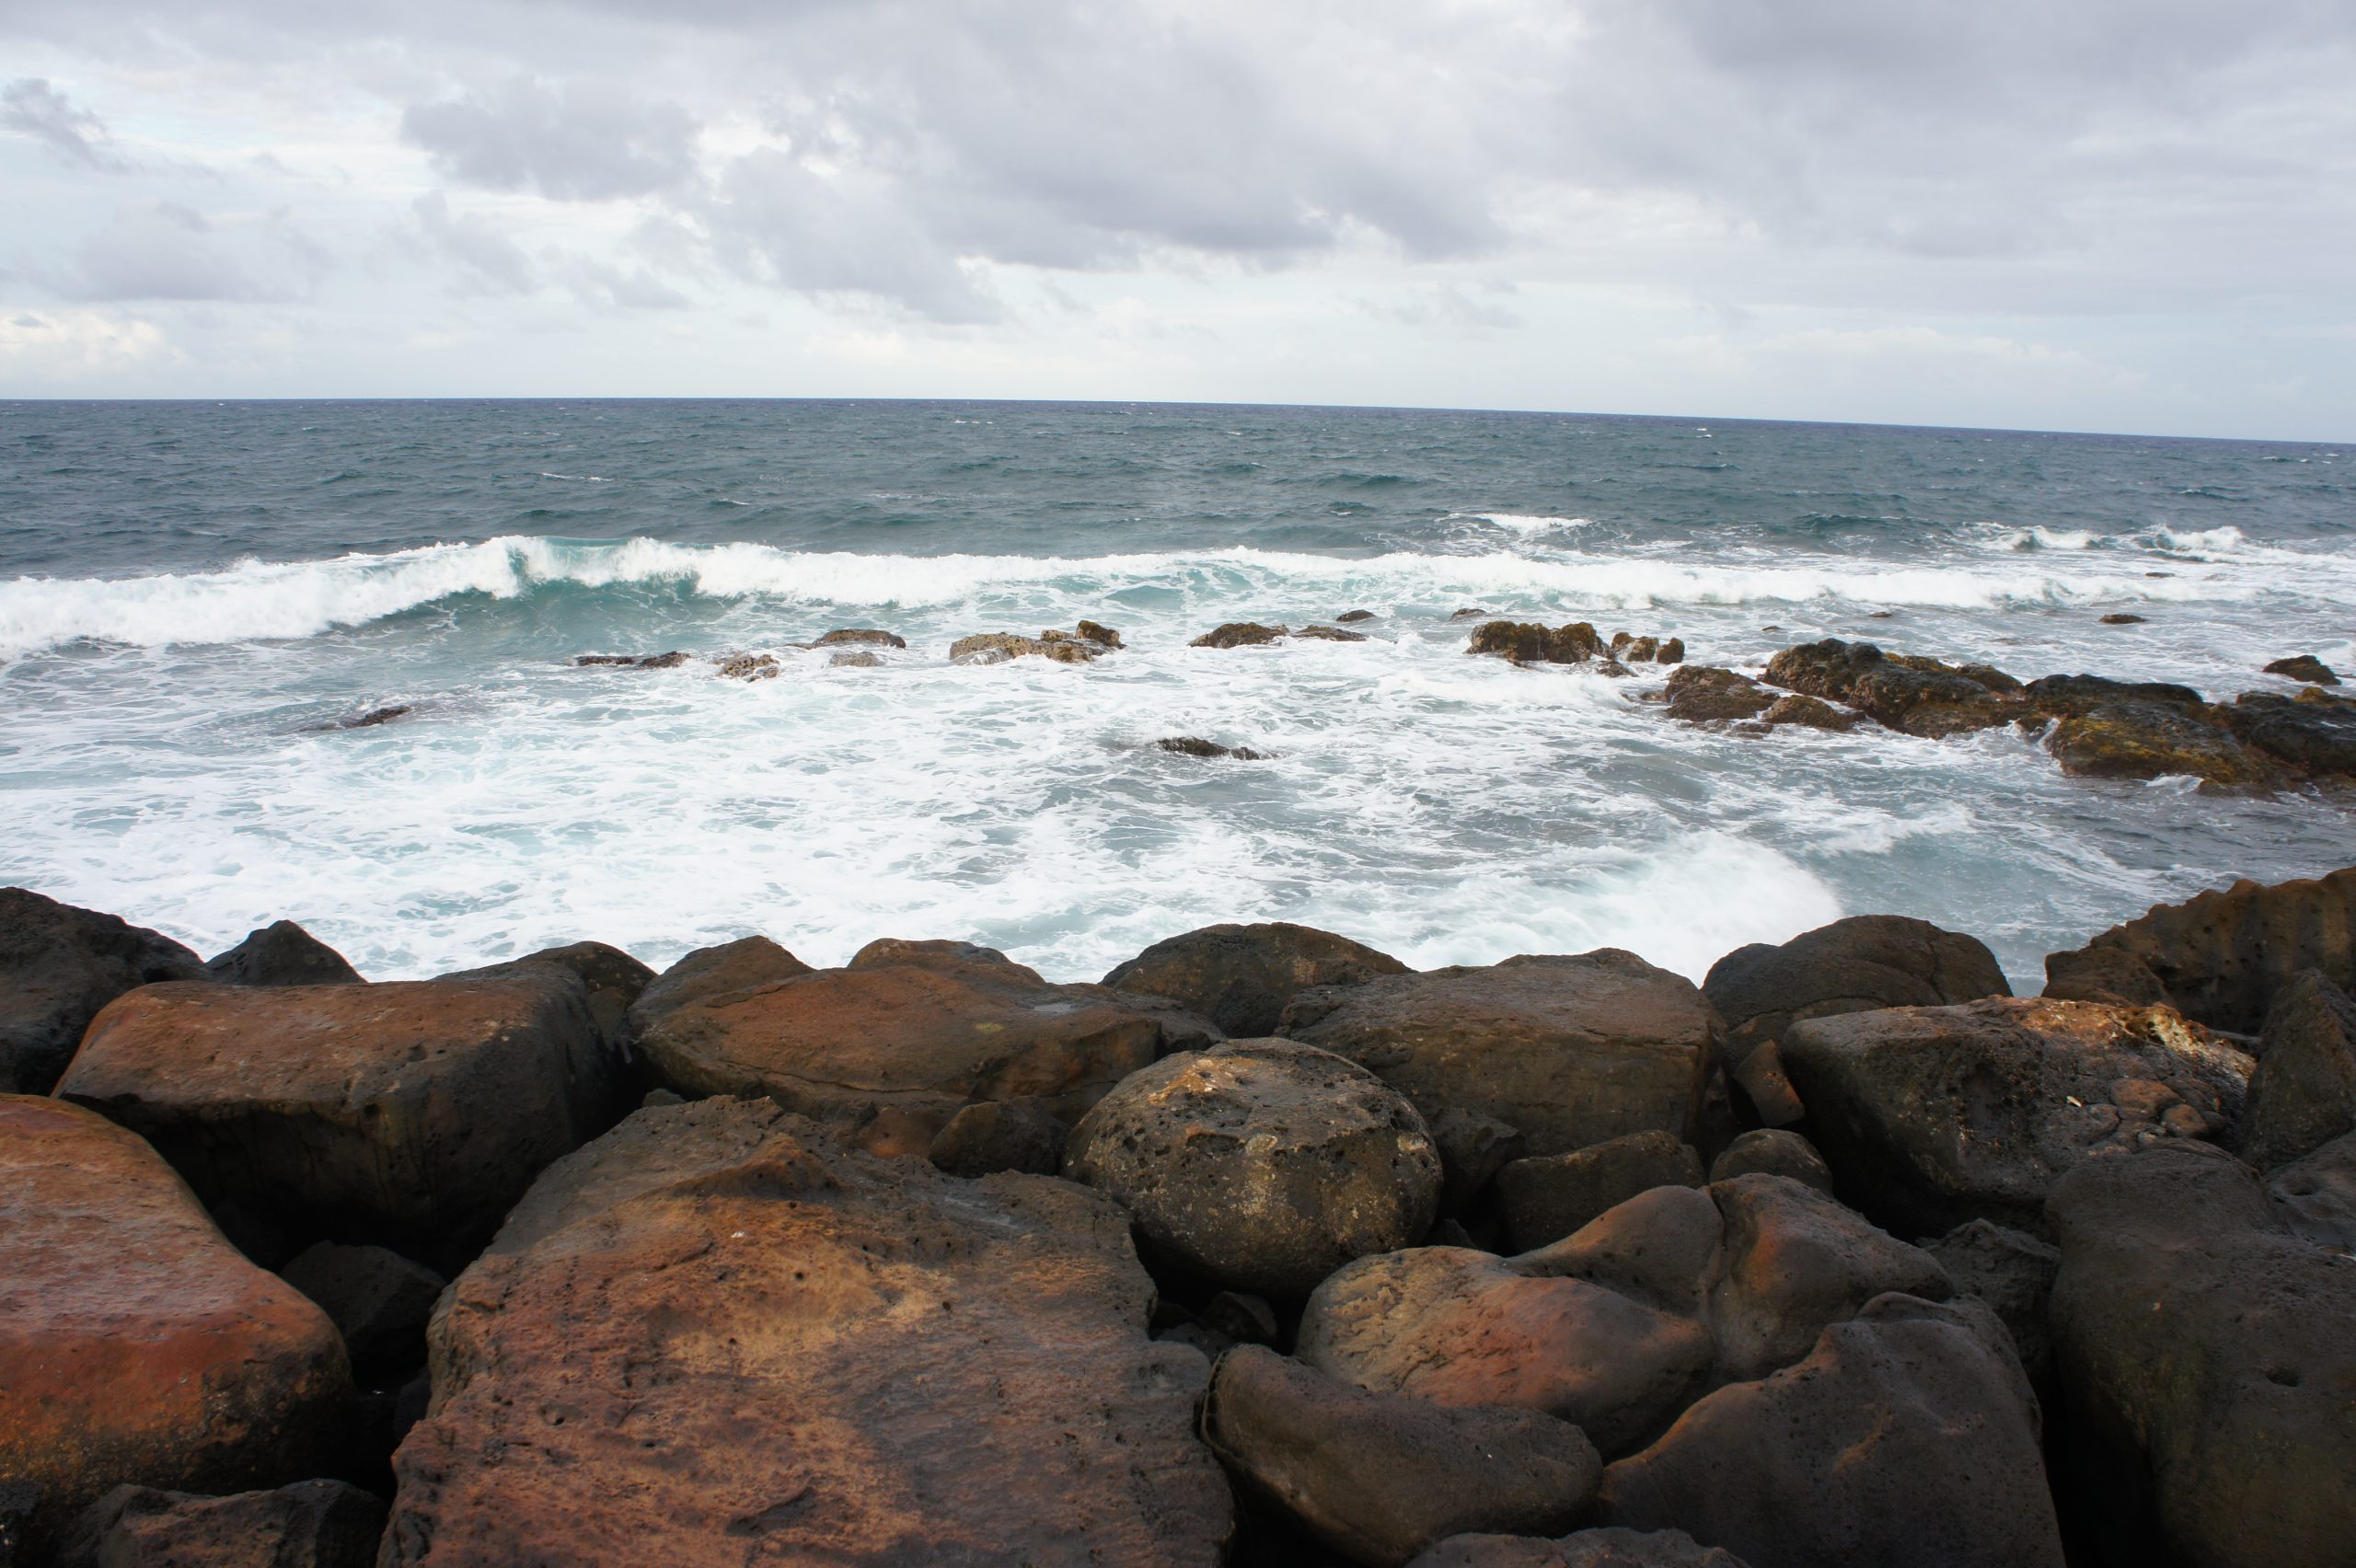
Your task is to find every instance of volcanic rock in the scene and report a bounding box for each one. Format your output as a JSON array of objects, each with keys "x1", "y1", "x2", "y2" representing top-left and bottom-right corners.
[
  {"x1": 928, "y1": 1097, "x2": 1068, "y2": 1177},
  {"x1": 1428, "y1": 1107, "x2": 1528, "y2": 1212},
  {"x1": 1703, "y1": 914, "x2": 2010, "y2": 1070},
  {"x1": 1597, "y1": 1294, "x2": 2062, "y2": 1568},
  {"x1": 1409, "y1": 1528, "x2": 1749, "y2": 1567},
  {"x1": 0, "y1": 886, "x2": 209, "y2": 1094},
  {"x1": 379, "y1": 1098, "x2": 1232, "y2": 1566},
  {"x1": 1465, "y1": 621, "x2": 1602, "y2": 665},
  {"x1": 1075, "y1": 619, "x2": 1125, "y2": 648},
  {"x1": 2049, "y1": 1144, "x2": 2356, "y2": 1568},
  {"x1": 2099, "y1": 612, "x2": 2147, "y2": 625},
  {"x1": 442, "y1": 939, "x2": 654, "y2": 1051},
  {"x1": 2222, "y1": 688, "x2": 2356, "y2": 776},
  {"x1": 1157, "y1": 736, "x2": 1271, "y2": 759},
  {"x1": 626, "y1": 935, "x2": 814, "y2": 1038},
  {"x1": 1762, "y1": 640, "x2": 2017, "y2": 737},
  {"x1": 1103, "y1": 921, "x2": 1410, "y2": 1037},
  {"x1": 1193, "y1": 622, "x2": 1288, "y2": 649},
  {"x1": 206, "y1": 920, "x2": 364, "y2": 986},
  {"x1": 1756, "y1": 694, "x2": 1855, "y2": 731},
  {"x1": 1296, "y1": 625, "x2": 1370, "y2": 641},
  {"x1": 2043, "y1": 699, "x2": 2277, "y2": 787},
  {"x1": 1203, "y1": 1345, "x2": 1600, "y2": 1567},
  {"x1": 712, "y1": 652, "x2": 780, "y2": 680},
  {"x1": 1280, "y1": 951, "x2": 1718, "y2": 1158},
  {"x1": 55, "y1": 1481, "x2": 387, "y2": 1568},
  {"x1": 1706, "y1": 1129, "x2": 1831, "y2": 1193},
  {"x1": 1660, "y1": 666, "x2": 1773, "y2": 725},
  {"x1": 2264, "y1": 654, "x2": 2339, "y2": 685},
  {"x1": 1923, "y1": 1218, "x2": 2060, "y2": 1388},
  {"x1": 1777, "y1": 996, "x2": 2252, "y2": 1235},
  {"x1": 1336, "y1": 609, "x2": 1377, "y2": 623},
  {"x1": 2238, "y1": 970, "x2": 2356, "y2": 1170},
  {"x1": 1066, "y1": 1040, "x2": 1442, "y2": 1297},
  {"x1": 811, "y1": 628, "x2": 907, "y2": 648},
  {"x1": 2267, "y1": 1130, "x2": 2356, "y2": 1251},
  {"x1": 1496, "y1": 1132, "x2": 1704, "y2": 1252},
  {"x1": 278, "y1": 1242, "x2": 445, "y2": 1383},
  {"x1": 57, "y1": 971, "x2": 626, "y2": 1268},
  {"x1": 0, "y1": 1097, "x2": 352, "y2": 1559}
]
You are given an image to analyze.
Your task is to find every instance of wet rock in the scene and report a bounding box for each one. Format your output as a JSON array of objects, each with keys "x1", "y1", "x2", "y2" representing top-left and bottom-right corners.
[
  {"x1": 1598, "y1": 1294, "x2": 2062, "y2": 1568},
  {"x1": 0, "y1": 886, "x2": 209, "y2": 1094},
  {"x1": 1703, "y1": 915, "x2": 2010, "y2": 1072},
  {"x1": 1496, "y1": 1132, "x2": 1705, "y2": 1251},
  {"x1": 58, "y1": 971, "x2": 627, "y2": 1269},
  {"x1": 952, "y1": 629, "x2": 1104, "y2": 663},
  {"x1": 1706, "y1": 1129, "x2": 1831, "y2": 1193},
  {"x1": 381, "y1": 1098, "x2": 1231, "y2": 1565},
  {"x1": 55, "y1": 1480, "x2": 387, "y2": 1568},
  {"x1": 632, "y1": 940, "x2": 1203, "y2": 1139},
  {"x1": 1763, "y1": 640, "x2": 2017, "y2": 737},
  {"x1": 206, "y1": 920, "x2": 364, "y2": 986},
  {"x1": 1157, "y1": 736, "x2": 1272, "y2": 759},
  {"x1": 2239, "y1": 970, "x2": 2356, "y2": 1170},
  {"x1": 1066, "y1": 1040, "x2": 1442, "y2": 1297},
  {"x1": 1336, "y1": 609, "x2": 1377, "y2": 623},
  {"x1": 1281, "y1": 951, "x2": 1719, "y2": 1157},
  {"x1": 574, "y1": 651, "x2": 687, "y2": 668},
  {"x1": 1204, "y1": 1345, "x2": 1599, "y2": 1567},
  {"x1": 318, "y1": 704, "x2": 413, "y2": 731},
  {"x1": 1756, "y1": 694, "x2": 1855, "y2": 731},
  {"x1": 829, "y1": 650, "x2": 883, "y2": 667},
  {"x1": 2099, "y1": 612, "x2": 2147, "y2": 625},
  {"x1": 1075, "y1": 618, "x2": 1126, "y2": 648},
  {"x1": 2265, "y1": 654, "x2": 2339, "y2": 685},
  {"x1": 2017, "y1": 673, "x2": 2205, "y2": 712},
  {"x1": 1194, "y1": 622, "x2": 1289, "y2": 649},
  {"x1": 2043, "y1": 699, "x2": 2277, "y2": 787},
  {"x1": 1103, "y1": 921, "x2": 1410, "y2": 1037},
  {"x1": 1409, "y1": 1527, "x2": 1750, "y2": 1567},
  {"x1": 0, "y1": 1097, "x2": 352, "y2": 1559},
  {"x1": 1923, "y1": 1218, "x2": 2060, "y2": 1388},
  {"x1": 712, "y1": 651, "x2": 780, "y2": 680},
  {"x1": 278, "y1": 1242, "x2": 445, "y2": 1383},
  {"x1": 1660, "y1": 666, "x2": 1773, "y2": 724},
  {"x1": 1465, "y1": 621, "x2": 1603, "y2": 665},
  {"x1": 1296, "y1": 625, "x2": 1370, "y2": 642},
  {"x1": 2049, "y1": 1144, "x2": 2356, "y2": 1568},
  {"x1": 811, "y1": 628, "x2": 907, "y2": 648},
  {"x1": 1778, "y1": 996, "x2": 2252, "y2": 1235},
  {"x1": 929, "y1": 1097, "x2": 1068, "y2": 1177},
  {"x1": 2039, "y1": 865, "x2": 2356, "y2": 1032},
  {"x1": 2222, "y1": 688, "x2": 2356, "y2": 776},
  {"x1": 1622, "y1": 636, "x2": 1659, "y2": 662},
  {"x1": 626, "y1": 934, "x2": 814, "y2": 1039},
  {"x1": 1657, "y1": 639, "x2": 1685, "y2": 664},
  {"x1": 1429, "y1": 1108, "x2": 1527, "y2": 1212}
]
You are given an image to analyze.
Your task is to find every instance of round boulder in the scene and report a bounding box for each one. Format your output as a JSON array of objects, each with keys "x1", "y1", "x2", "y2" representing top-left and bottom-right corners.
[{"x1": 1065, "y1": 1039, "x2": 1443, "y2": 1297}]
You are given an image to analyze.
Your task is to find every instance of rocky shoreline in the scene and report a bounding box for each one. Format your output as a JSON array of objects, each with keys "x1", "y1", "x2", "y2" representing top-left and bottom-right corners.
[{"x1": 5, "y1": 868, "x2": 2356, "y2": 1567}]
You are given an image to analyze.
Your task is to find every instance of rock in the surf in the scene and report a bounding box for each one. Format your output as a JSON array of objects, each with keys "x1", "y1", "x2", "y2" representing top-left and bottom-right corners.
[
  {"x1": 1660, "y1": 666, "x2": 1774, "y2": 724},
  {"x1": 1103, "y1": 921, "x2": 1410, "y2": 1037},
  {"x1": 1066, "y1": 1039, "x2": 1442, "y2": 1297},
  {"x1": 0, "y1": 886, "x2": 209, "y2": 1094},
  {"x1": 1156, "y1": 736, "x2": 1272, "y2": 759},
  {"x1": 205, "y1": 919, "x2": 364, "y2": 986},
  {"x1": 379, "y1": 1098, "x2": 1231, "y2": 1566},
  {"x1": 1762, "y1": 640, "x2": 2019, "y2": 738},
  {"x1": 0, "y1": 1096, "x2": 352, "y2": 1559},
  {"x1": 2264, "y1": 654, "x2": 2339, "y2": 685},
  {"x1": 1465, "y1": 620, "x2": 1603, "y2": 665},
  {"x1": 2221, "y1": 688, "x2": 2356, "y2": 776},
  {"x1": 811, "y1": 628, "x2": 907, "y2": 648},
  {"x1": 1203, "y1": 1344, "x2": 1600, "y2": 1565},
  {"x1": 1279, "y1": 951, "x2": 1719, "y2": 1157},
  {"x1": 1192, "y1": 622, "x2": 1288, "y2": 649}
]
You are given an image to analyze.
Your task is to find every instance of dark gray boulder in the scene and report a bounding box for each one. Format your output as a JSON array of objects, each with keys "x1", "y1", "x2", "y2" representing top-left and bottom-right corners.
[
  {"x1": 278, "y1": 1243, "x2": 445, "y2": 1384},
  {"x1": 1705, "y1": 1129, "x2": 1831, "y2": 1193},
  {"x1": 1104, "y1": 922, "x2": 1409, "y2": 1037},
  {"x1": 2238, "y1": 970, "x2": 2356, "y2": 1170},
  {"x1": 0, "y1": 887, "x2": 209, "y2": 1093},
  {"x1": 206, "y1": 920, "x2": 364, "y2": 986},
  {"x1": 1922, "y1": 1219, "x2": 2060, "y2": 1389},
  {"x1": 1496, "y1": 1132, "x2": 1704, "y2": 1252},
  {"x1": 1703, "y1": 915, "x2": 2009, "y2": 1070}
]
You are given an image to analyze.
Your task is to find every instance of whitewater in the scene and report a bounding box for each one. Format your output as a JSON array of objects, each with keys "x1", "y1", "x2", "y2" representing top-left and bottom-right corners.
[{"x1": 2, "y1": 398, "x2": 2349, "y2": 988}]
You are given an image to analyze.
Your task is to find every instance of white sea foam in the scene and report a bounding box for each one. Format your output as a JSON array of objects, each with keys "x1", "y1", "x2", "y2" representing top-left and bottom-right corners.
[{"x1": 1453, "y1": 512, "x2": 1595, "y2": 535}]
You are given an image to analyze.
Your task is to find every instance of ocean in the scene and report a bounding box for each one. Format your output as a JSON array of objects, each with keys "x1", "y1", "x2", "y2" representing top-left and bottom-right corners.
[{"x1": 1, "y1": 398, "x2": 2349, "y2": 991}]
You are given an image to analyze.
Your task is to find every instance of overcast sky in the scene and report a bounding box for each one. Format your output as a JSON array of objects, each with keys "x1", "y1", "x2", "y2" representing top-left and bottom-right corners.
[{"x1": 3, "y1": 0, "x2": 2350, "y2": 437}]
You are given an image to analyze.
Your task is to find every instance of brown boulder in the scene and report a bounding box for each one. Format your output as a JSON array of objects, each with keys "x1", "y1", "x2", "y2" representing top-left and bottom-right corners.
[
  {"x1": 1762, "y1": 640, "x2": 2016, "y2": 737},
  {"x1": 1495, "y1": 1131, "x2": 1704, "y2": 1251},
  {"x1": 0, "y1": 1097, "x2": 352, "y2": 1558},
  {"x1": 929, "y1": 1097, "x2": 1068, "y2": 1177},
  {"x1": 55, "y1": 1480, "x2": 386, "y2": 1568},
  {"x1": 1465, "y1": 621, "x2": 1603, "y2": 665},
  {"x1": 57, "y1": 972, "x2": 627, "y2": 1268},
  {"x1": 1204, "y1": 1345, "x2": 1599, "y2": 1567},
  {"x1": 2264, "y1": 654, "x2": 2339, "y2": 685},
  {"x1": 1103, "y1": 921, "x2": 1410, "y2": 1037},
  {"x1": 1297, "y1": 625, "x2": 1370, "y2": 642},
  {"x1": 811, "y1": 628, "x2": 907, "y2": 648},
  {"x1": 2044, "y1": 700, "x2": 2277, "y2": 787},
  {"x1": 633, "y1": 940, "x2": 1202, "y2": 1139},
  {"x1": 625, "y1": 934, "x2": 814, "y2": 1037},
  {"x1": 279, "y1": 1243, "x2": 445, "y2": 1384},
  {"x1": 381, "y1": 1098, "x2": 1232, "y2": 1565},
  {"x1": 2222, "y1": 688, "x2": 2356, "y2": 776},
  {"x1": 1703, "y1": 914, "x2": 2010, "y2": 1070},
  {"x1": 2239, "y1": 970, "x2": 2356, "y2": 1170},
  {"x1": 205, "y1": 920, "x2": 364, "y2": 986},
  {"x1": 1778, "y1": 996, "x2": 2251, "y2": 1235},
  {"x1": 1280, "y1": 951, "x2": 1718, "y2": 1158},
  {"x1": 1193, "y1": 622, "x2": 1288, "y2": 649},
  {"x1": 1659, "y1": 666, "x2": 1773, "y2": 724},
  {"x1": 1066, "y1": 1040, "x2": 1442, "y2": 1297},
  {"x1": 2040, "y1": 865, "x2": 2356, "y2": 1032},
  {"x1": 1756, "y1": 694, "x2": 1855, "y2": 731},
  {"x1": 1598, "y1": 1294, "x2": 2061, "y2": 1568},
  {"x1": 0, "y1": 887, "x2": 209, "y2": 1094},
  {"x1": 1705, "y1": 1129, "x2": 1831, "y2": 1193}
]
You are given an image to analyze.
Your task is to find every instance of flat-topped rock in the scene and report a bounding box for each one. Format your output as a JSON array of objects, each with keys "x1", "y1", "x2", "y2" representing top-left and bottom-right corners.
[
  {"x1": 57, "y1": 971, "x2": 626, "y2": 1268},
  {"x1": 1280, "y1": 951, "x2": 1719, "y2": 1157},
  {"x1": 0, "y1": 886, "x2": 209, "y2": 1093},
  {"x1": 1103, "y1": 921, "x2": 1410, "y2": 1037},
  {"x1": 381, "y1": 1099, "x2": 1231, "y2": 1566},
  {"x1": 0, "y1": 1096, "x2": 352, "y2": 1559}
]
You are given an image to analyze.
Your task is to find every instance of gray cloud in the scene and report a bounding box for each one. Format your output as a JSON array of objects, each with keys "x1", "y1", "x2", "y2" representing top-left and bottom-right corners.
[
  {"x1": 2, "y1": 77, "x2": 125, "y2": 169},
  {"x1": 412, "y1": 191, "x2": 537, "y2": 294},
  {"x1": 64, "y1": 202, "x2": 263, "y2": 300},
  {"x1": 401, "y1": 77, "x2": 699, "y2": 201}
]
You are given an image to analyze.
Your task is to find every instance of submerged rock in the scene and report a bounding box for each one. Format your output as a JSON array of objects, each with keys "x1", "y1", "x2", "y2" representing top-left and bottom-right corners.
[
  {"x1": 1193, "y1": 622, "x2": 1288, "y2": 649},
  {"x1": 712, "y1": 651, "x2": 780, "y2": 680},
  {"x1": 381, "y1": 1099, "x2": 1232, "y2": 1565},
  {"x1": 2098, "y1": 612, "x2": 2148, "y2": 625},
  {"x1": 206, "y1": 919, "x2": 364, "y2": 986},
  {"x1": 1157, "y1": 736, "x2": 1272, "y2": 759},
  {"x1": 1335, "y1": 609, "x2": 1377, "y2": 623},
  {"x1": 1295, "y1": 625, "x2": 1370, "y2": 641},
  {"x1": 0, "y1": 886, "x2": 210, "y2": 1094},
  {"x1": 574, "y1": 651, "x2": 687, "y2": 669},
  {"x1": 829, "y1": 650, "x2": 884, "y2": 667},
  {"x1": 952, "y1": 630, "x2": 1102, "y2": 663},
  {"x1": 810, "y1": 627, "x2": 907, "y2": 648},
  {"x1": 1103, "y1": 920, "x2": 1409, "y2": 1037}
]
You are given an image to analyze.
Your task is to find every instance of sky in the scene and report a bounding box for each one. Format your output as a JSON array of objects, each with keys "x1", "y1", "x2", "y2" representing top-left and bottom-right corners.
[{"x1": 2, "y1": 0, "x2": 2351, "y2": 438}]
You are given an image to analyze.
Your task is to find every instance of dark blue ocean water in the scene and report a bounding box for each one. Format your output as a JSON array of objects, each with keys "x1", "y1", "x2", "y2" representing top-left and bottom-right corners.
[{"x1": 2, "y1": 399, "x2": 2350, "y2": 986}]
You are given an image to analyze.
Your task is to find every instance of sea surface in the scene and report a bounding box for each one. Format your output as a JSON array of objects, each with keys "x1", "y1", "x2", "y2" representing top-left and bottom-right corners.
[{"x1": 2, "y1": 399, "x2": 2350, "y2": 991}]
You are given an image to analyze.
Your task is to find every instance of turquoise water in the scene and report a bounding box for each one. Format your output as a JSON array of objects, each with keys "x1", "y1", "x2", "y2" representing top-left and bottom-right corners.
[{"x1": 1, "y1": 399, "x2": 2350, "y2": 986}]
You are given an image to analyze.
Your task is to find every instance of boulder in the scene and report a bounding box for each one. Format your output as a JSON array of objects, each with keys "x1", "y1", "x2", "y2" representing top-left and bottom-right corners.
[
  {"x1": 2048, "y1": 1145, "x2": 2356, "y2": 1568},
  {"x1": 632, "y1": 940, "x2": 1206, "y2": 1141},
  {"x1": 811, "y1": 628, "x2": 907, "y2": 649},
  {"x1": 55, "y1": 1481, "x2": 386, "y2": 1568},
  {"x1": 1065, "y1": 1040, "x2": 1442, "y2": 1297},
  {"x1": 2099, "y1": 612, "x2": 2147, "y2": 625},
  {"x1": 0, "y1": 1097, "x2": 352, "y2": 1559},
  {"x1": 950, "y1": 631, "x2": 1101, "y2": 663},
  {"x1": 1297, "y1": 625, "x2": 1369, "y2": 642},
  {"x1": 278, "y1": 1243, "x2": 445, "y2": 1383},
  {"x1": 929, "y1": 1097, "x2": 1068, "y2": 1177},
  {"x1": 380, "y1": 1099, "x2": 1232, "y2": 1565},
  {"x1": 2223, "y1": 689, "x2": 2356, "y2": 776},
  {"x1": 2238, "y1": 970, "x2": 2356, "y2": 1170},
  {"x1": 2263, "y1": 654, "x2": 2339, "y2": 685},
  {"x1": 1756, "y1": 694, "x2": 1854, "y2": 731},
  {"x1": 1204, "y1": 1345, "x2": 1599, "y2": 1568},
  {"x1": 0, "y1": 887, "x2": 209, "y2": 1094},
  {"x1": 2267, "y1": 1130, "x2": 2356, "y2": 1251},
  {"x1": 442, "y1": 939, "x2": 654, "y2": 1051},
  {"x1": 1193, "y1": 622, "x2": 1288, "y2": 649},
  {"x1": 2043, "y1": 700, "x2": 2277, "y2": 787},
  {"x1": 830, "y1": 650, "x2": 883, "y2": 667},
  {"x1": 1496, "y1": 1132, "x2": 1704, "y2": 1252},
  {"x1": 1762, "y1": 640, "x2": 2017, "y2": 737},
  {"x1": 205, "y1": 920, "x2": 364, "y2": 986},
  {"x1": 1703, "y1": 915, "x2": 2010, "y2": 1070},
  {"x1": 1923, "y1": 1219, "x2": 2060, "y2": 1388},
  {"x1": 1597, "y1": 1294, "x2": 2062, "y2": 1568},
  {"x1": 1157, "y1": 736, "x2": 1272, "y2": 760},
  {"x1": 1075, "y1": 619, "x2": 1126, "y2": 648},
  {"x1": 1409, "y1": 1528, "x2": 1750, "y2": 1567},
  {"x1": 1103, "y1": 922, "x2": 1411, "y2": 1037},
  {"x1": 1428, "y1": 1108, "x2": 1528, "y2": 1213},
  {"x1": 712, "y1": 651, "x2": 779, "y2": 680},
  {"x1": 1778, "y1": 997, "x2": 2252, "y2": 1235},
  {"x1": 1280, "y1": 951, "x2": 1719, "y2": 1158},
  {"x1": 57, "y1": 972, "x2": 627, "y2": 1269},
  {"x1": 1726, "y1": 1039, "x2": 1806, "y2": 1127},
  {"x1": 1465, "y1": 621, "x2": 1602, "y2": 665},
  {"x1": 625, "y1": 935, "x2": 814, "y2": 1037},
  {"x1": 1705, "y1": 1130, "x2": 1831, "y2": 1193},
  {"x1": 2040, "y1": 865, "x2": 2356, "y2": 1033},
  {"x1": 1335, "y1": 610, "x2": 1377, "y2": 623},
  {"x1": 1660, "y1": 667, "x2": 1773, "y2": 725}
]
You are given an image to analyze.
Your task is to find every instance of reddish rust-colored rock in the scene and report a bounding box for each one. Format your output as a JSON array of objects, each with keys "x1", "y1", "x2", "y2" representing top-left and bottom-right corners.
[
  {"x1": 57, "y1": 972, "x2": 626, "y2": 1268},
  {"x1": 381, "y1": 1098, "x2": 1232, "y2": 1566},
  {"x1": 0, "y1": 1096, "x2": 352, "y2": 1559},
  {"x1": 633, "y1": 940, "x2": 1207, "y2": 1140}
]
